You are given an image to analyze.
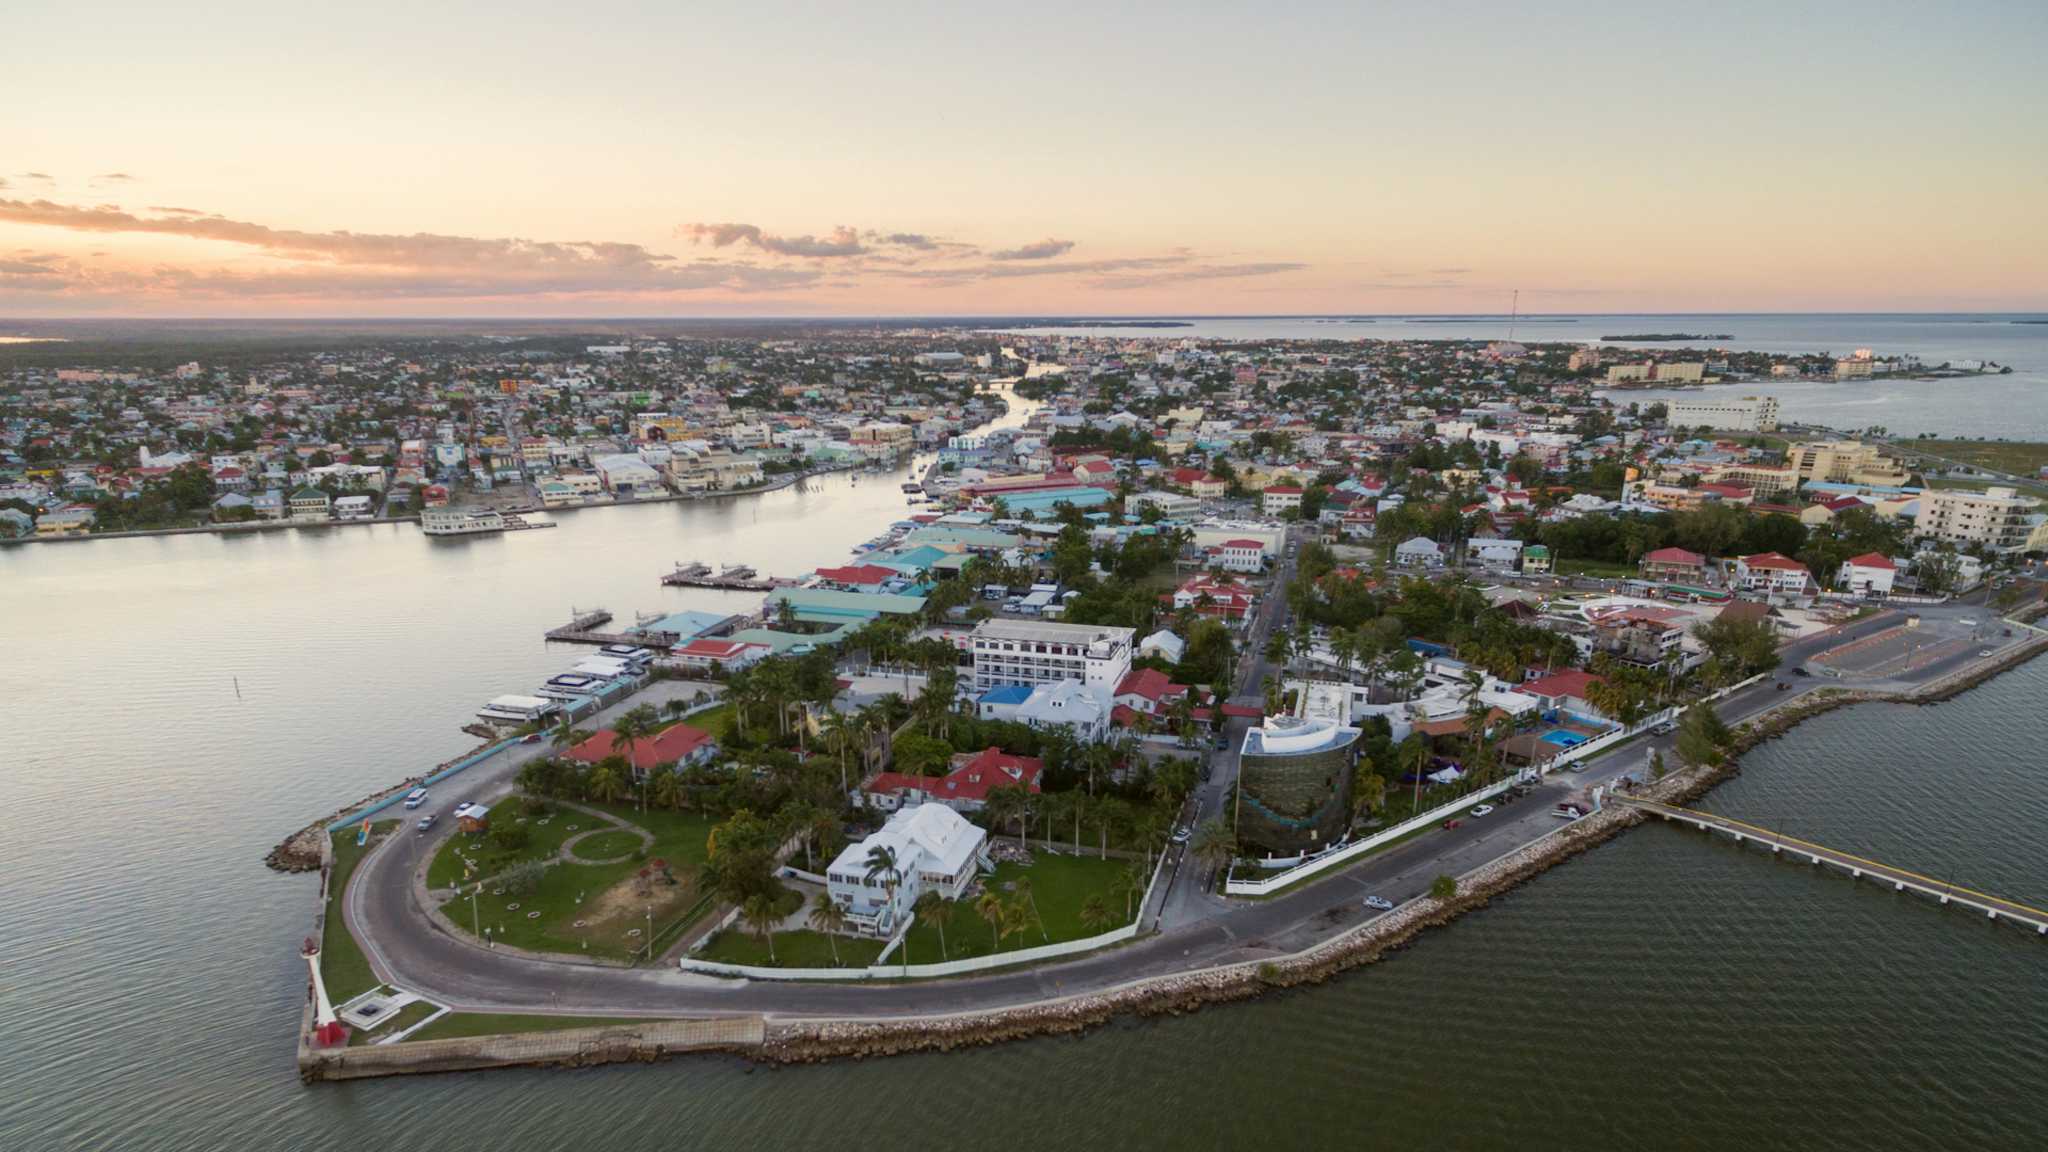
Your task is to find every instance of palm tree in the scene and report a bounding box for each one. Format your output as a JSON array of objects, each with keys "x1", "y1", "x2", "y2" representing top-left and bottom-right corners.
[
  {"x1": 822, "y1": 710, "x2": 858, "y2": 799},
  {"x1": 976, "y1": 890, "x2": 1007, "y2": 952},
  {"x1": 1079, "y1": 894, "x2": 1114, "y2": 936},
  {"x1": 1013, "y1": 876, "x2": 1047, "y2": 942},
  {"x1": 1191, "y1": 817, "x2": 1235, "y2": 865},
  {"x1": 741, "y1": 892, "x2": 782, "y2": 963},
  {"x1": 549, "y1": 716, "x2": 588, "y2": 753},
  {"x1": 586, "y1": 757, "x2": 627, "y2": 804},
  {"x1": 806, "y1": 893, "x2": 847, "y2": 966},
  {"x1": 648, "y1": 765, "x2": 684, "y2": 811},
  {"x1": 913, "y1": 891, "x2": 953, "y2": 959},
  {"x1": 863, "y1": 843, "x2": 902, "y2": 933}
]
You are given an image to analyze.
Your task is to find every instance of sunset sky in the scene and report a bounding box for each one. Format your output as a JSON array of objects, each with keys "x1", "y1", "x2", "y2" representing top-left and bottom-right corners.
[{"x1": 4, "y1": 0, "x2": 2044, "y2": 316}]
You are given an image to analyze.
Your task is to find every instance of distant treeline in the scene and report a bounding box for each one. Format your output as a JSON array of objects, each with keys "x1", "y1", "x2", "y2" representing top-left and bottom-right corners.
[{"x1": 1601, "y1": 333, "x2": 1733, "y2": 341}]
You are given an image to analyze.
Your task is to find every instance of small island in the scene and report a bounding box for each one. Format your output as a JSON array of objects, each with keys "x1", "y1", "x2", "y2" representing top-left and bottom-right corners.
[{"x1": 1602, "y1": 333, "x2": 1733, "y2": 341}]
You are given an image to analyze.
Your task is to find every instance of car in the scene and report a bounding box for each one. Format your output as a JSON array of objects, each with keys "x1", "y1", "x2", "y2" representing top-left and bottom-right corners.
[
  {"x1": 416, "y1": 814, "x2": 437, "y2": 832},
  {"x1": 453, "y1": 801, "x2": 475, "y2": 817},
  {"x1": 402, "y1": 787, "x2": 429, "y2": 809},
  {"x1": 1171, "y1": 826, "x2": 1192, "y2": 845},
  {"x1": 521, "y1": 732, "x2": 544, "y2": 744},
  {"x1": 1793, "y1": 667, "x2": 1810, "y2": 676},
  {"x1": 1978, "y1": 649, "x2": 1994, "y2": 657},
  {"x1": 1441, "y1": 819, "x2": 1462, "y2": 830},
  {"x1": 1653, "y1": 722, "x2": 1677, "y2": 736},
  {"x1": 1470, "y1": 804, "x2": 1494, "y2": 817},
  {"x1": 1363, "y1": 895, "x2": 1394, "y2": 912}
]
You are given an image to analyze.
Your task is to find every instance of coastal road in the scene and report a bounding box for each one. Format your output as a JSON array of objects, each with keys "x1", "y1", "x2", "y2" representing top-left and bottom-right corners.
[{"x1": 343, "y1": 599, "x2": 2031, "y2": 1023}]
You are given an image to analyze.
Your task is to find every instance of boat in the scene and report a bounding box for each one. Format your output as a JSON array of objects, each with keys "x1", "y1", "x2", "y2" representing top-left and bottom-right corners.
[
  {"x1": 720, "y1": 563, "x2": 757, "y2": 580},
  {"x1": 421, "y1": 507, "x2": 506, "y2": 536},
  {"x1": 901, "y1": 482, "x2": 922, "y2": 493}
]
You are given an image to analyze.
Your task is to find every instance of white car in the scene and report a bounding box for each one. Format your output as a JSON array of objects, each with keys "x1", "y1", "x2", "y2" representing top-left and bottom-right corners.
[
  {"x1": 453, "y1": 801, "x2": 475, "y2": 817},
  {"x1": 1171, "y1": 826, "x2": 1192, "y2": 845},
  {"x1": 1362, "y1": 895, "x2": 1394, "y2": 912},
  {"x1": 403, "y1": 788, "x2": 429, "y2": 809},
  {"x1": 1470, "y1": 804, "x2": 1495, "y2": 817}
]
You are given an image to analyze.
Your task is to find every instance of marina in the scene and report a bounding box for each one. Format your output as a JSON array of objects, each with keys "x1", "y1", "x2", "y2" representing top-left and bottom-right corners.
[{"x1": 660, "y1": 561, "x2": 801, "y2": 591}]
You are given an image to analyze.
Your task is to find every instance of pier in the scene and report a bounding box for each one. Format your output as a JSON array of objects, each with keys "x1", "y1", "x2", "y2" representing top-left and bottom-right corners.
[
  {"x1": 661, "y1": 561, "x2": 802, "y2": 592},
  {"x1": 542, "y1": 607, "x2": 681, "y2": 650},
  {"x1": 1624, "y1": 798, "x2": 2048, "y2": 935}
]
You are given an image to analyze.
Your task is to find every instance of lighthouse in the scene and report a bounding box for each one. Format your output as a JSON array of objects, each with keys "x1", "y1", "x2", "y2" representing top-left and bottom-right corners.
[{"x1": 301, "y1": 936, "x2": 349, "y2": 1048}]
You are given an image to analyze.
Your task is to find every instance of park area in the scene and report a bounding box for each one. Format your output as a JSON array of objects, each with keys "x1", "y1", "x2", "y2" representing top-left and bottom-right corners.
[
  {"x1": 430, "y1": 799, "x2": 718, "y2": 961},
  {"x1": 694, "y1": 850, "x2": 1139, "y2": 971}
]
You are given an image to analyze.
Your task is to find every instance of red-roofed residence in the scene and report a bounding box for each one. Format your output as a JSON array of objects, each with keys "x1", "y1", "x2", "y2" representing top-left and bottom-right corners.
[
  {"x1": 1640, "y1": 546, "x2": 1706, "y2": 582},
  {"x1": 861, "y1": 746, "x2": 1044, "y2": 813},
  {"x1": 812, "y1": 563, "x2": 900, "y2": 592},
  {"x1": 565, "y1": 723, "x2": 718, "y2": 778},
  {"x1": 1513, "y1": 669, "x2": 1608, "y2": 719}
]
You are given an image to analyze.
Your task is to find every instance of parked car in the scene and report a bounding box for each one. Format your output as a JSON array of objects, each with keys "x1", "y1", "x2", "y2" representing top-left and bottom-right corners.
[
  {"x1": 453, "y1": 801, "x2": 475, "y2": 817},
  {"x1": 1653, "y1": 722, "x2": 1677, "y2": 736},
  {"x1": 1470, "y1": 804, "x2": 1494, "y2": 817},
  {"x1": 521, "y1": 732, "x2": 544, "y2": 744},
  {"x1": 1441, "y1": 819, "x2": 1463, "y2": 830},
  {"x1": 403, "y1": 788, "x2": 429, "y2": 809},
  {"x1": 1794, "y1": 667, "x2": 1811, "y2": 677},
  {"x1": 1978, "y1": 649, "x2": 1994, "y2": 657},
  {"x1": 416, "y1": 814, "x2": 437, "y2": 832},
  {"x1": 1171, "y1": 826, "x2": 1192, "y2": 845},
  {"x1": 1363, "y1": 895, "x2": 1394, "y2": 912}
]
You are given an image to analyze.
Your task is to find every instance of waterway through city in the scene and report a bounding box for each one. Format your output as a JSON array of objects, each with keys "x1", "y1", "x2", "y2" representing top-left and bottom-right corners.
[{"x1": 3, "y1": 392, "x2": 2046, "y2": 1149}]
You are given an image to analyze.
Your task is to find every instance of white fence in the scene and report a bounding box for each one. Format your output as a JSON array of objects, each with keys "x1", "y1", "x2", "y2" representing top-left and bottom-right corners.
[
  {"x1": 680, "y1": 836, "x2": 1170, "y2": 981},
  {"x1": 1221, "y1": 673, "x2": 1770, "y2": 897}
]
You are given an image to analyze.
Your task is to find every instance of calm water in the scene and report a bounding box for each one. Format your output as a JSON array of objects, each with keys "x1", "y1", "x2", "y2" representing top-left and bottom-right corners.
[
  {"x1": 4, "y1": 393, "x2": 2046, "y2": 1150},
  {"x1": 992, "y1": 314, "x2": 2048, "y2": 439}
]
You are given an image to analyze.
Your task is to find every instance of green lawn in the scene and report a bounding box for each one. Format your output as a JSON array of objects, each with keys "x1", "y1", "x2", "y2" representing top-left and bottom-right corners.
[
  {"x1": 321, "y1": 822, "x2": 396, "y2": 1003},
  {"x1": 406, "y1": 1012, "x2": 667, "y2": 1042},
  {"x1": 1554, "y1": 557, "x2": 1637, "y2": 579},
  {"x1": 1906, "y1": 439, "x2": 2048, "y2": 477},
  {"x1": 349, "y1": 998, "x2": 440, "y2": 1045},
  {"x1": 898, "y1": 853, "x2": 1138, "y2": 966},
  {"x1": 426, "y1": 805, "x2": 583, "y2": 889},
  {"x1": 696, "y1": 926, "x2": 886, "y2": 969},
  {"x1": 569, "y1": 828, "x2": 645, "y2": 861},
  {"x1": 438, "y1": 800, "x2": 716, "y2": 961}
]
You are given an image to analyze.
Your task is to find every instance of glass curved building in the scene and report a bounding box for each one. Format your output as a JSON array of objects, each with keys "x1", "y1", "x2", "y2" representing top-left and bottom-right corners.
[{"x1": 1236, "y1": 715, "x2": 1359, "y2": 853}]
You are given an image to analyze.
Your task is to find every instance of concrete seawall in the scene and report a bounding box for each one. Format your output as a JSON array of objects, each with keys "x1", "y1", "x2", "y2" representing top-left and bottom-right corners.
[{"x1": 300, "y1": 1017, "x2": 766, "y2": 1082}]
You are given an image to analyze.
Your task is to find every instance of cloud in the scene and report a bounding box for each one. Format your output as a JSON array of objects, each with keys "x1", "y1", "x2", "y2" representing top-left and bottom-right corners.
[
  {"x1": 19, "y1": 172, "x2": 53, "y2": 181},
  {"x1": 989, "y1": 237, "x2": 1075, "y2": 261},
  {"x1": 146, "y1": 205, "x2": 210, "y2": 216},
  {"x1": 681, "y1": 222, "x2": 869, "y2": 258},
  {"x1": 868, "y1": 231, "x2": 941, "y2": 250},
  {"x1": 95, "y1": 172, "x2": 138, "y2": 181},
  {"x1": 0, "y1": 197, "x2": 822, "y2": 299},
  {"x1": 1087, "y1": 261, "x2": 1307, "y2": 289}
]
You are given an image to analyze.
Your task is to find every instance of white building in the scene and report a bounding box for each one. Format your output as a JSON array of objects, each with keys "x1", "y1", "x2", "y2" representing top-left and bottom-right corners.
[
  {"x1": 1667, "y1": 395, "x2": 1780, "y2": 432},
  {"x1": 969, "y1": 618, "x2": 1133, "y2": 695},
  {"x1": 1836, "y1": 553, "x2": 1897, "y2": 599},
  {"x1": 1732, "y1": 552, "x2": 1814, "y2": 597},
  {"x1": 825, "y1": 804, "x2": 989, "y2": 937},
  {"x1": 1214, "y1": 538, "x2": 1267, "y2": 574},
  {"x1": 1914, "y1": 486, "x2": 2040, "y2": 555}
]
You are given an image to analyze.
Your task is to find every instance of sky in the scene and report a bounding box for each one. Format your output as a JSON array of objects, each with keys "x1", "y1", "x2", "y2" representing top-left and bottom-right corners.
[{"x1": 2, "y1": 0, "x2": 2045, "y2": 317}]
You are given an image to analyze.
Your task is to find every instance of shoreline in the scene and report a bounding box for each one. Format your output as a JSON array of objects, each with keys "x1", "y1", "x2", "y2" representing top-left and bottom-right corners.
[
  {"x1": 300, "y1": 625, "x2": 2047, "y2": 1082},
  {"x1": 0, "y1": 461, "x2": 876, "y2": 548}
]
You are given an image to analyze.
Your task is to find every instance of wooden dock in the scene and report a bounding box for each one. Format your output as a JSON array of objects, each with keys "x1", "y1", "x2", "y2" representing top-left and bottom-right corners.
[
  {"x1": 542, "y1": 608, "x2": 681, "y2": 650},
  {"x1": 661, "y1": 562, "x2": 801, "y2": 592}
]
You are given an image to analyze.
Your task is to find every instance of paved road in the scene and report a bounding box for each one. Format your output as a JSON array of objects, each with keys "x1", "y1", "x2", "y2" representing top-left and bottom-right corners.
[{"x1": 344, "y1": 595, "x2": 2036, "y2": 1021}]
